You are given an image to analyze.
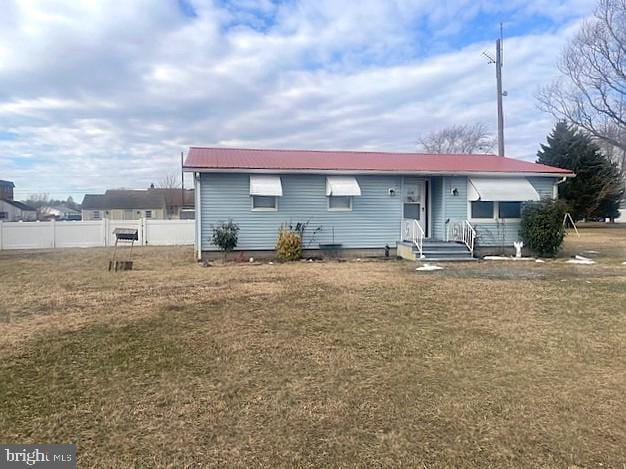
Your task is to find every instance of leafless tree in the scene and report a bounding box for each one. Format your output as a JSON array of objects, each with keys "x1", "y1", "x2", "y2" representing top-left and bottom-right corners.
[
  {"x1": 593, "y1": 118, "x2": 626, "y2": 176},
  {"x1": 157, "y1": 173, "x2": 180, "y2": 189},
  {"x1": 25, "y1": 193, "x2": 50, "y2": 205},
  {"x1": 538, "y1": 0, "x2": 626, "y2": 176},
  {"x1": 418, "y1": 123, "x2": 496, "y2": 154}
]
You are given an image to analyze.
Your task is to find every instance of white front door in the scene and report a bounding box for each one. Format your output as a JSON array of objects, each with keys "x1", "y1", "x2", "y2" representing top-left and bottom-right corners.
[{"x1": 402, "y1": 178, "x2": 427, "y2": 239}]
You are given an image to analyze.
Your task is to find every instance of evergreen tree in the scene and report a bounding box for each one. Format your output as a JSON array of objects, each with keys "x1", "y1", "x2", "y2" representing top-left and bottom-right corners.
[
  {"x1": 66, "y1": 196, "x2": 78, "y2": 210},
  {"x1": 537, "y1": 122, "x2": 625, "y2": 221}
]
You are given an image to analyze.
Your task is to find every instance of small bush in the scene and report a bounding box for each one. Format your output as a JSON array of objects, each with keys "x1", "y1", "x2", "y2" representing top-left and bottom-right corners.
[
  {"x1": 211, "y1": 221, "x2": 240, "y2": 259},
  {"x1": 276, "y1": 226, "x2": 302, "y2": 261},
  {"x1": 519, "y1": 198, "x2": 568, "y2": 257}
]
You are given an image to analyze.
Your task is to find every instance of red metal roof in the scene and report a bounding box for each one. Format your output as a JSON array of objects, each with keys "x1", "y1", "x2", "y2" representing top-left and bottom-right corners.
[{"x1": 184, "y1": 147, "x2": 574, "y2": 176}]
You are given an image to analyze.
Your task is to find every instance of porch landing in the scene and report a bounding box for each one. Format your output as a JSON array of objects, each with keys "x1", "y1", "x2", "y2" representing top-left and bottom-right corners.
[{"x1": 397, "y1": 240, "x2": 476, "y2": 262}]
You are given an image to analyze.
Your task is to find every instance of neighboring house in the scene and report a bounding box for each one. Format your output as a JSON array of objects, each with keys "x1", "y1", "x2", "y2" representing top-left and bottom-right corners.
[
  {"x1": 184, "y1": 147, "x2": 575, "y2": 260},
  {"x1": 147, "y1": 186, "x2": 195, "y2": 219},
  {"x1": 0, "y1": 180, "x2": 15, "y2": 200},
  {"x1": 81, "y1": 190, "x2": 166, "y2": 220},
  {"x1": 0, "y1": 199, "x2": 37, "y2": 222},
  {"x1": 39, "y1": 205, "x2": 82, "y2": 221}
]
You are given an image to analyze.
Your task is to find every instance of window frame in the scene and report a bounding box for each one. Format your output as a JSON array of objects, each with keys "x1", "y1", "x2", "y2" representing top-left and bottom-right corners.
[
  {"x1": 469, "y1": 200, "x2": 496, "y2": 220},
  {"x1": 468, "y1": 200, "x2": 523, "y2": 222},
  {"x1": 498, "y1": 201, "x2": 522, "y2": 220},
  {"x1": 328, "y1": 195, "x2": 353, "y2": 211},
  {"x1": 251, "y1": 195, "x2": 278, "y2": 212},
  {"x1": 91, "y1": 210, "x2": 101, "y2": 220}
]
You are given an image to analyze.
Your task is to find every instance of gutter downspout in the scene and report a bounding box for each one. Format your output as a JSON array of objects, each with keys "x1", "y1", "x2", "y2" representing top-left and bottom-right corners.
[
  {"x1": 194, "y1": 172, "x2": 202, "y2": 261},
  {"x1": 553, "y1": 176, "x2": 567, "y2": 199}
]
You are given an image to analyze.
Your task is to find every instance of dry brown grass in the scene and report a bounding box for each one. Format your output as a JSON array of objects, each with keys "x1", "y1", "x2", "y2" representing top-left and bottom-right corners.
[{"x1": 1, "y1": 226, "x2": 625, "y2": 467}]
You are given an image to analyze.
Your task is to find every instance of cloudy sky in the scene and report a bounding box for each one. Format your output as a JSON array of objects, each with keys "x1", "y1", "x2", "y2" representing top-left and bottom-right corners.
[{"x1": 0, "y1": 0, "x2": 596, "y2": 201}]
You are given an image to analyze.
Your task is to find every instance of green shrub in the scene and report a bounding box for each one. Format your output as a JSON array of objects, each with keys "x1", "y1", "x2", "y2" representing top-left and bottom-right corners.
[
  {"x1": 276, "y1": 226, "x2": 302, "y2": 261},
  {"x1": 211, "y1": 221, "x2": 239, "y2": 260},
  {"x1": 519, "y1": 198, "x2": 568, "y2": 257}
]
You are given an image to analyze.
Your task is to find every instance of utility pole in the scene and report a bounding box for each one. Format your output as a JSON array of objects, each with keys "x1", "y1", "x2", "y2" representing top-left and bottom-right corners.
[
  {"x1": 482, "y1": 25, "x2": 505, "y2": 156},
  {"x1": 495, "y1": 37, "x2": 504, "y2": 156}
]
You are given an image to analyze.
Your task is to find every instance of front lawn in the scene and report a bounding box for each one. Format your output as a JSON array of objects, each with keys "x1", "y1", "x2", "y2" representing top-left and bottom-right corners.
[{"x1": 1, "y1": 226, "x2": 625, "y2": 467}]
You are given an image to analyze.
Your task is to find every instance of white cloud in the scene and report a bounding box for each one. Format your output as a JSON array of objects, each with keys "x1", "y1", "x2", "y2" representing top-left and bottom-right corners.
[{"x1": 0, "y1": 0, "x2": 596, "y2": 199}]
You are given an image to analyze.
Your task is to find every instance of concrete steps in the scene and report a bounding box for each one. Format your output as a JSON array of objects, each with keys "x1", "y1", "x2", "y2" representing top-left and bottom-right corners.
[{"x1": 417, "y1": 240, "x2": 476, "y2": 262}]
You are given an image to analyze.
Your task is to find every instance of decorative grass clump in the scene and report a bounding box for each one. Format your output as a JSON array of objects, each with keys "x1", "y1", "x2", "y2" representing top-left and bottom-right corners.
[{"x1": 275, "y1": 226, "x2": 302, "y2": 261}]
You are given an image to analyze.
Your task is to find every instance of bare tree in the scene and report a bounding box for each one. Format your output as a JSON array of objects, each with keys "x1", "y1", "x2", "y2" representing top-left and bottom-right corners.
[
  {"x1": 593, "y1": 118, "x2": 626, "y2": 177},
  {"x1": 25, "y1": 193, "x2": 50, "y2": 205},
  {"x1": 157, "y1": 173, "x2": 180, "y2": 189},
  {"x1": 538, "y1": 0, "x2": 626, "y2": 168},
  {"x1": 418, "y1": 123, "x2": 496, "y2": 154}
]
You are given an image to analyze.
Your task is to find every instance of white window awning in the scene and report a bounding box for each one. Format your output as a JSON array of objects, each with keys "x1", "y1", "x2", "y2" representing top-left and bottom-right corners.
[
  {"x1": 468, "y1": 177, "x2": 540, "y2": 202},
  {"x1": 250, "y1": 175, "x2": 283, "y2": 196},
  {"x1": 326, "y1": 176, "x2": 361, "y2": 196}
]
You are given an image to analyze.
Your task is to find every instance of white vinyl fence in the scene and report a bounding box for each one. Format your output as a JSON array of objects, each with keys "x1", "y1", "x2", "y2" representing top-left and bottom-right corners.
[{"x1": 0, "y1": 219, "x2": 194, "y2": 250}]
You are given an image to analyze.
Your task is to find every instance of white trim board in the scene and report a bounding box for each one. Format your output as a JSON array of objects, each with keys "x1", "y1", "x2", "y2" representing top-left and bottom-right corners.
[{"x1": 184, "y1": 168, "x2": 573, "y2": 178}]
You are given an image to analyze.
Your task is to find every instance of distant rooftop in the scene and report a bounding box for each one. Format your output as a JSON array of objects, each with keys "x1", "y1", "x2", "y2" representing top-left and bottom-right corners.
[
  {"x1": 1, "y1": 199, "x2": 35, "y2": 211},
  {"x1": 148, "y1": 187, "x2": 194, "y2": 206},
  {"x1": 81, "y1": 190, "x2": 166, "y2": 210}
]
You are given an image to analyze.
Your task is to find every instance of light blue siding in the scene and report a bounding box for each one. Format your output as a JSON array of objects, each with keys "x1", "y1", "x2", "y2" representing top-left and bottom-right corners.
[
  {"x1": 470, "y1": 176, "x2": 558, "y2": 247},
  {"x1": 427, "y1": 176, "x2": 470, "y2": 241},
  {"x1": 442, "y1": 176, "x2": 468, "y2": 221},
  {"x1": 199, "y1": 172, "x2": 561, "y2": 252},
  {"x1": 430, "y1": 177, "x2": 444, "y2": 239},
  {"x1": 528, "y1": 177, "x2": 556, "y2": 198},
  {"x1": 472, "y1": 220, "x2": 526, "y2": 247},
  {"x1": 200, "y1": 173, "x2": 402, "y2": 251}
]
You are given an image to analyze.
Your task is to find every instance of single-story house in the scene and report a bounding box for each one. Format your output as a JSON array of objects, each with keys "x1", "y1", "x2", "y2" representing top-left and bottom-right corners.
[
  {"x1": 0, "y1": 199, "x2": 37, "y2": 222},
  {"x1": 183, "y1": 147, "x2": 574, "y2": 260},
  {"x1": 147, "y1": 186, "x2": 195, "y2": 219},
  {"x1": 81, "y1": 190, "x2": 167, "y2": 220},
  {"x1": 39, "y1": 204, "x2": 82, "y2": 221}
]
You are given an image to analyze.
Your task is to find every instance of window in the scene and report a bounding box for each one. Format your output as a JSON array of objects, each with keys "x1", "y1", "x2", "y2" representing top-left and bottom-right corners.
[
  {"x1": 92, "y1": 210, "x2": 101, "y2": 220},
  {"x1": 250, "y1": 175, "x2": 282, "y2": 211},
  {"x1": 470, "y1": 201, "x2": 523, "y2": 220},
  {"x1": 498, "y1": 201, "x2": 522, "y2": 219},
  {"x1": 326, "y1": 176, "x2": 360, "y2": 212},
  {"x1": 0, "y1": 211, "x2": 7, "y2": 220},
  {"x1": 328, "y1": 195, "x2": 352, "y2": 211},
  {"x1": 471, "y1": 201, "x2": 494, "y2": 219},
  {"x1": 145, "y1": 210, "x2": 152, "y2": 219},
  {"x1": 252, "y1": 195, "x2": 278, "y2": 211},
  {"x1": 124, "y1": 209, "x2": 134, "y2": 220},
  {"x1": 403, "y1": 203, "x2": 420, "y2": 220}
]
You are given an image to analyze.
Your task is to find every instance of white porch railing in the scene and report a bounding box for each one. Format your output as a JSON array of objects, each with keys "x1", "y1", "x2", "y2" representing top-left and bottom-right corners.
[
  {"x1": 403, "y1": 219, "x2": 425, "y2": 259},
  {"x1": 446, "y1": 219, "x2": 476, "y2": 255}
]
